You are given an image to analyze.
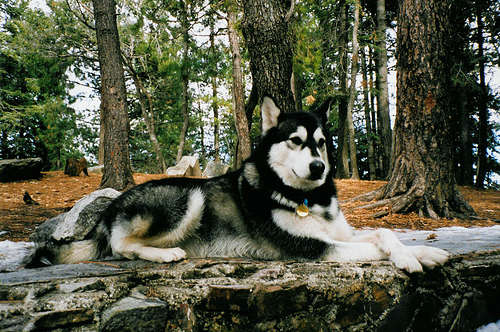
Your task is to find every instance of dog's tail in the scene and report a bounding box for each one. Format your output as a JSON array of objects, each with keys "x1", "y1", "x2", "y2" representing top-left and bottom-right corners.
[{"x1": 24, "y1": 222, "x2": 111, "y2": 268}]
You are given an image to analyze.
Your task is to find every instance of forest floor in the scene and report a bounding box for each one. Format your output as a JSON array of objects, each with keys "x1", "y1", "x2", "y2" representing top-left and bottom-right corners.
[{"x1": 0, "y1": 171, "x2": 498, "y2": 242}]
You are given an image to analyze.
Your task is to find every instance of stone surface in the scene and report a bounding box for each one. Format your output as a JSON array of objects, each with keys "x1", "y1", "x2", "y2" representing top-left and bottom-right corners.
[
  {"x1": 100, "y1": 295, "x2": 169, "y2": 332},
  {"x1": 202, "y1": 160, "x2": 229, "y2": 178},
  {"x1": 0, "y1": 251, "x2": 498, "y2": 331},
  {"x1": 396, "y1": 226, "x2": 500, "y2": 254},
  {"x1": 0, "y1": 158, "x2": 43, "y2": 182},
  {"x1": 0, "y1": 241, "x2": 34, "y2": 272},
  {"x1": 166, "y1": 156, "x2": 202, "y2": 177}
]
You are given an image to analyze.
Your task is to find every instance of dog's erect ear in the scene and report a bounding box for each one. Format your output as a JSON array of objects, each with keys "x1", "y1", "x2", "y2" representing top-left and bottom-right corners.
[
  {"x1": 261, "y1": 96, "x2": 281, "y2": 134},
  {"x1": 311, "y1": 96, "x2": 333, "y2": 128}
]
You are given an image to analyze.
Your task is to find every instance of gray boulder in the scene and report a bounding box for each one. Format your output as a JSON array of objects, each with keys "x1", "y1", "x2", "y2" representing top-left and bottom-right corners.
[
  {"x1": 202, "y1": 160, "x2": 229, "y2": 178},
  {"x1": 31, "y1": 188, "x2": 121, "y2": 244},
  {"x1": 166, "y1": 156, "x2": 202, "y2": 177},
  {"x1": 0, "y1": 158, "x2": 43, "y2": 182},
  {"x1": 25, "y1": 188, "x2": 121, "y2": 267},
  {"x1": 88, "y1": 165, "x2": 104, "y2": 174}
]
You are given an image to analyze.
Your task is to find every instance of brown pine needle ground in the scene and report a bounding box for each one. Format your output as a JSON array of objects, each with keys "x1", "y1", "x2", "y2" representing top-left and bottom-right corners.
[{"x1": 0, "y1": 172, "x2": 498, "y2": 242}]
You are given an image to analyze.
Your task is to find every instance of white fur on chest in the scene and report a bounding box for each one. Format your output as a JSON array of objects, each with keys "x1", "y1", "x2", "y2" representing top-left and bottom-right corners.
[{"x1": 271, "y1": 200, "x2": 353, "y2": 244}]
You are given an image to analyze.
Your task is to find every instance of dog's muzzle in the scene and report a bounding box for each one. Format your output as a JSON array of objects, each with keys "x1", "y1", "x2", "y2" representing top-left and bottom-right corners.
[{"x1": 309, "y1": 161, "x2": 325, "y2": 180}]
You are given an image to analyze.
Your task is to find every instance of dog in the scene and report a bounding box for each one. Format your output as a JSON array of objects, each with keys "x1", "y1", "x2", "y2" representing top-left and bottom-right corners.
[{"x1": 35, "y1": 97, "x2": 448, "y2": 273}]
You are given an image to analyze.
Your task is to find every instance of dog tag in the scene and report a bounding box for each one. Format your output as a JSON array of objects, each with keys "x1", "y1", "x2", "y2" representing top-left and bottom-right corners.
[{"x1": 296, "y1": 199, "x2": 309, "y2": 217}]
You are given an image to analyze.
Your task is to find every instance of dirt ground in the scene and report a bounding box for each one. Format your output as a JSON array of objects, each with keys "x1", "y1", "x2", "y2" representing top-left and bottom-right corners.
[{"x1": 0, "y1": 171, "x2": 498, "y2": 242}]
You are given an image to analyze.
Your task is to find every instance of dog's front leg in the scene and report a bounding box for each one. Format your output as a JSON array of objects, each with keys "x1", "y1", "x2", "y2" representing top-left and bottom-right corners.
[
  {"x1": 349, "y1": 229, "x2": 449, "y2": 273},
  {"x1": 323, "y1": 240, "x2": 387, "y2": 264}
]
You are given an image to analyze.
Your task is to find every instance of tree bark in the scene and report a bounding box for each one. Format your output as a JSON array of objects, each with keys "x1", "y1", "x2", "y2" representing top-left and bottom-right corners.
[
  {"x1": 475, "y1": 2, "x2": 489, "y2": 188},
  {"x1": 355, "y1": 0, "x2": 476, "y2": 219},
  {"x1": 335, "y1": 1, "x2": 350, "y2": 179},
  {"x1": 361, "y1": 47, "x2": 376, "y2": 180},
  {"x1": 176, "y1": 0, "x2": 190, "y2": 164},
  {"x1": 375, "y1": 0, "x2": 392, "y2": 179},
  {"x1": 241, "y1": 0, "x2": 295, "y2": 113},
  {"x1": 93, "y1": 0, "x2": 135, "y2": 191},
  {"x1": 227, "y1": 4, "x2": 251, "y2": 169},
  {"x1": 347, "y1": 0, "x2": 361, "y2": 180}
]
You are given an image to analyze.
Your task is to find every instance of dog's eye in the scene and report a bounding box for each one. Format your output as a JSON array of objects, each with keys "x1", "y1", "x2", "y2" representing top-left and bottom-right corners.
[
  {"x1": 290, "y1": 137, "x2": 303, "y2": 145},
  {"x1": 318, "y1": 138, "x2": 325, "y2": 148}
]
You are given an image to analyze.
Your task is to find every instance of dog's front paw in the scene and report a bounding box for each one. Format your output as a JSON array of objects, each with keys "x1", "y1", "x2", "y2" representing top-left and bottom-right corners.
[
  {"x1": 161, "y1": 247, "x2": 187, "y2": 262},
  {"x1": 390, "y1": 249, "x2": 423, "y2": 273},
  {"x1": 409, "y1": 246, "x2": 449, "y2": 269}
]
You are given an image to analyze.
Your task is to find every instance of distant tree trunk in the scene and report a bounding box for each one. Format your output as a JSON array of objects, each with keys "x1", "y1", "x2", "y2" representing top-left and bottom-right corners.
[
  {"x1": 355, "y1": 0, "x2": 475, "y2": 219},
  {"x1": 375, "y1": 0, "x2": 392, "y2": 179},
  {"x1": 210, "y1": 22, "x2": 220, "y2": 163},
  {"x1": 176, "y1": 0, "x2": 190, "y2": 163},
  {"x1": 227, "y1": 5, "x2": 251, "y2": 169},
  {"x1": 456, "y1": 94, "x2": 474, "y2": 185},
  {"x1": 197, "y1": 96, "x2": 206, "y2": 161},
  {"x1": 241, "y1": 0, "x2": 295, "y2": 113},
  {"x1": 369, "y1": 47, "x2": 377, "y2": 141},
  {"x1": 291, "y1": 72, "x2": 303, "y2": 113},
  {"x1": 98, "y1": 117, "x2": 104, "y2": 165},
  {"x1": 475, "y1": 2, "x2": 489, "y2": 188},
  {"x1": 335, "y1": 1, "x2": 350, "y2": 179},
  {"x1": 347, "y1": 0, "x2": 360, "y2": 180},
  {"x1": 245, "y1": 85, "x2": 258, "y2": 132},
  {"x1": 92, "y1": 0, "x2": 135, "y2": 190},
  {"x1": 129, "y1": 71, "x2": 167, "y2": 173},
  {"x1": 361, "y1": 47, "x2": 376, "y2": 180}
]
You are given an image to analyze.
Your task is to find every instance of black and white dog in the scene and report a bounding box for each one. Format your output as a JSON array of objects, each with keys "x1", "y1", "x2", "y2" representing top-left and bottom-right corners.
[{"x1": 44, "y1": 97, "x2": 448, "y2": 273}]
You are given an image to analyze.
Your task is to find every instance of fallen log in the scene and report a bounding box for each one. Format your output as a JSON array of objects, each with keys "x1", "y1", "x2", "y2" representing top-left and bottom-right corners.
[{"x1": 0, "y1": 158, "x2": 42, "y2": 182}]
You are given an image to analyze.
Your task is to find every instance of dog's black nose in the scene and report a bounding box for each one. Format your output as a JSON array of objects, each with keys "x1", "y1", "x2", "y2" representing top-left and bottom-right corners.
[{"x1": 309, "y1": 161, "x2": 325, "y2": 179}]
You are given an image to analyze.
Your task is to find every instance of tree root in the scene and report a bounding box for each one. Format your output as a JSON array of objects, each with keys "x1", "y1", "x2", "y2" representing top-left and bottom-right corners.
[
  {"x1": 351, "y1": 181, "x2": 476, "y2": 220},
  {"x1": 347, "y1": 186, "x2": 385, "y2": 203}
]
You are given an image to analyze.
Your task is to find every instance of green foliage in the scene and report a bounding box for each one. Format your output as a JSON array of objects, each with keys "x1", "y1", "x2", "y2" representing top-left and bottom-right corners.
[
  {"x1": 1, "y1": 0, "x2": 497, "y2": 184},
  {"x1": 0, "y1": 0, "x2": 96, "y2": 169}
]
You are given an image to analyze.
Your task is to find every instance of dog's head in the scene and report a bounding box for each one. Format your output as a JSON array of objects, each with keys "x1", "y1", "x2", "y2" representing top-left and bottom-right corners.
[{"x1": 257, "y1": 96, "x2": 334, "y2": 191}]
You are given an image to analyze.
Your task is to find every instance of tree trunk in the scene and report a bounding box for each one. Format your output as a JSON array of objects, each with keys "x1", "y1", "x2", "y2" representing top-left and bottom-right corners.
[
  {"x1": 210, "y1": 23, "x2": 220, "y2": 163},
  {"x1": 375, "y1": 0, "x2": 392, "y2": 179},
  {"x1": 176, "y1": 0, "x2": 190, "y2": 164},
  {"x1": 227, "y1": 4, "x2": 251, "y2": 169},
  {"x1": 361, "y1": 47, "x2": 376, "y2": 180},
  {"x1": 335, "y1": 1, "x2": 350, "y2": 179},
  {"x1": 355, "y1": 0, "x2": 475, "y2": 219},
  {"x1": 92, "y1": 0, "x2": 134, "y2": 191},
  {"x1": 456, "y1": 93, "x2": 474, "y2": 186},
  {"x1": 475, "y1": 2, "x2": 489, "y2": 188},
  {"x1": 130, "y1": 72, "x2": 167, "y2": 173},
  {"x1": 241, "y1": 0, "x2": 295, "y2": 113},
  {"x1": 245, "y1": 85, "x2": 258, "y2": 132},
  {"x1": 369, "y1": 47, "x2": 377, "y2": 145},
  {"x1": 347, "y1": 0, "x2": 361, "y2": 180},
  {"x1": 291, "y1": 72, "x2": 303, "y2": 113},
  {"x1": 98, "y1": 116, "x2": 104, "y2": 165}
]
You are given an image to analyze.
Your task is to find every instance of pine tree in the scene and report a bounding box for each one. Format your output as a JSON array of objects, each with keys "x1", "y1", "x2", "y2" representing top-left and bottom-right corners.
[
  {"x1": 355, "y1": 0, "x2": 476, "y2": 218},
  {"x1": 93, "y1": 0, "x2": 135, "y2": 190}
]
